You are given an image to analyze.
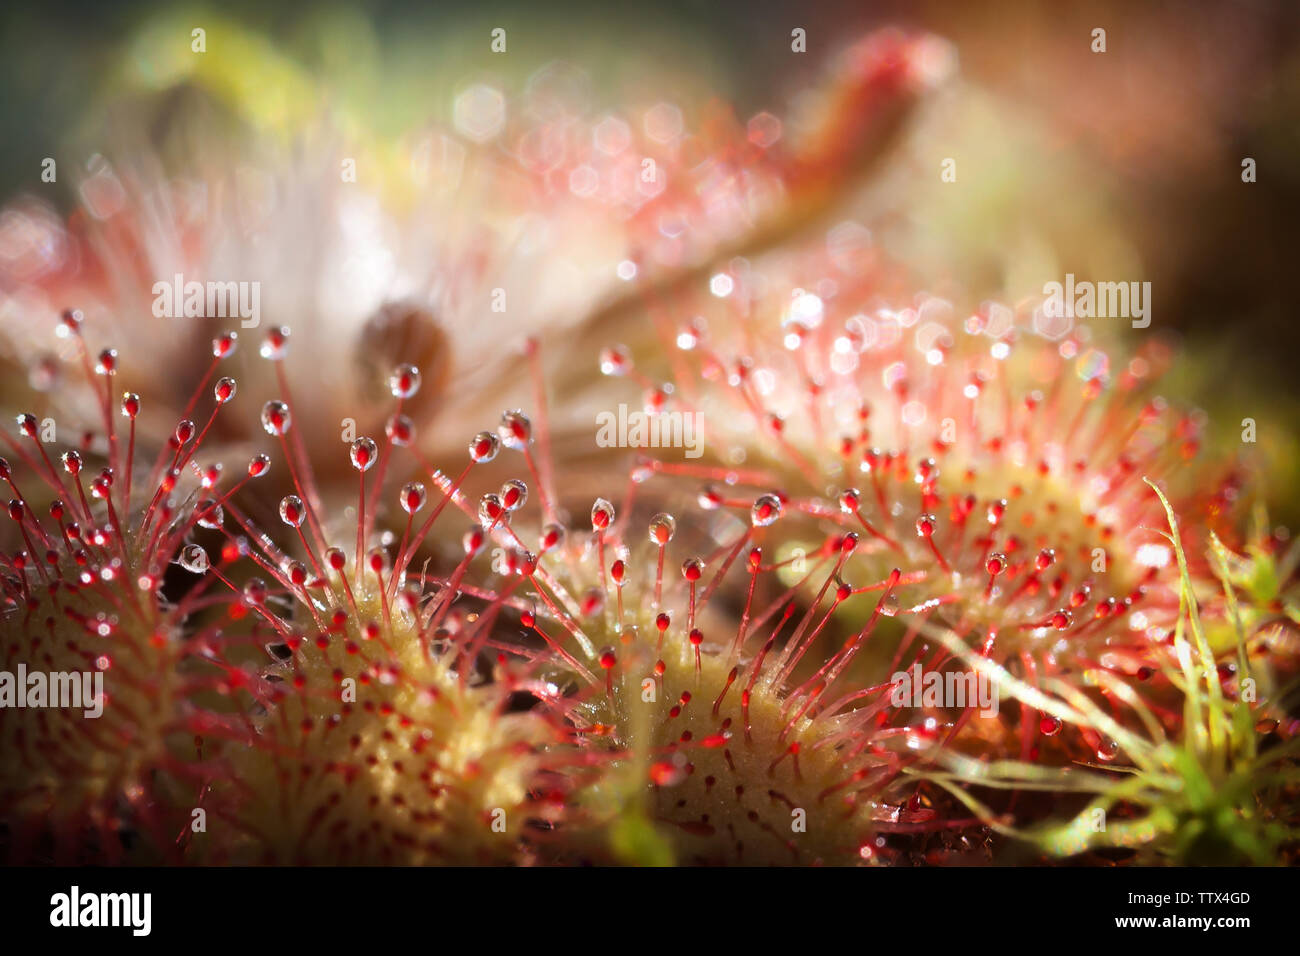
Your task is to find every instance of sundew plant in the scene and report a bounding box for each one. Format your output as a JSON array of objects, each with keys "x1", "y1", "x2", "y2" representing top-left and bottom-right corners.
[{"x1": 0, "y1": 4, "x2": 1297, "y2": 867}]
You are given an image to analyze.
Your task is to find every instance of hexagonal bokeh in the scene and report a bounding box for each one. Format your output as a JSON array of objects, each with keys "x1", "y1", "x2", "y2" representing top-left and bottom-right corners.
[{"x1": 453, "y1": 83, "x2": 506, "y2": 143}]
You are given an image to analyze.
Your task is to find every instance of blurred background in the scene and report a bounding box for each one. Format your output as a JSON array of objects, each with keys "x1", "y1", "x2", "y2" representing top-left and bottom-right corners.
[{"x1": 2, "y1": 0, "x2": 1299, "y2": 519}]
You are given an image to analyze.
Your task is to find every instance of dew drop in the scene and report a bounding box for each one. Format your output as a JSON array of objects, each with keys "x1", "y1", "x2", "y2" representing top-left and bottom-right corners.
[
  {"x1": 500, "y1": 479, "x2": 528, "y2": 511},
  {"x1": 385, "y1": 414, "x2": 414, "y2": 447},
  {"x1": 350, "y1": 437, "x2": 378, "y2": 472},
  {"x1": 285, "y1": 560, "x2": 308, "y2": 587},
  {"x1": 676, "y1": 322, "x2": 701, "y2": 350},
  {"x1": 478, "y1": 493, "x2": 505, "y2": 528},
  {"x1": 400, "y1": 482, "x2": 427, "y2": 515},
  {"x1": 469, "y1": 431, "x2": 500, "y2": 463},
  {"x1": 644, "y1": 385, "x2": 670, "y2": 414},
  {"x1": 1039, "y1": 715, "x2": 1062, "y2": 737},
  {"x1": 512, "y1": 549, "x2": 537, "y2": 576},
  {"x1": 279, "y1": 494, "x2": 305, "y2": 528},
  {"x1": 243, "y1": 578, "x2": 268, "y2": 605},
  {"x1": 389, "y1": 363, "x2": 421, "y2": 399},
  {"x1": 498, "y1": 410, "x2": 532, "y2": 450},
  {"x1": 986, "y1": 499, "x2": 1007, "y2": 525},
  {"x1": 260, "y1": 326, "x2": 290, "y2": 360},
  {"x1": 213, "y1": 376, "x2": 237, "y2": 404},
  {"x1": 591, "y1": 498, "x2": 615, "y2": 531},
  {"x1": 581, "y1": 588, "x2": 606, "y2": 617},
  {"x1": 213, "y1": 332, "x2": 238, "y2": 358},
  {"x1": 196, "y1": 500, "x2": 224, "y2": 530},
  {"x1": 751, "y1": 493, "x2": 782, "y2": 527},
  {"x1": 58, "y1": 309, "x2": 84, "y2": 337},
  {"x1": 261, "y1": 401, "x2": 292, "y2": 436},
  {"x1": 179, "y1": 544, "x2": 209, "y2": 574},
  {"x1": 648, "y1": 513, "x2": 676, "y2": 545},
  {"x1": 248, "y1": 453, "x2": 271, "y2": 478},
  {"x1": 599, "y1": 344, "x2": 631, "y2": 376}
]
